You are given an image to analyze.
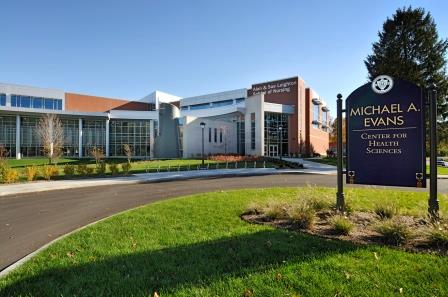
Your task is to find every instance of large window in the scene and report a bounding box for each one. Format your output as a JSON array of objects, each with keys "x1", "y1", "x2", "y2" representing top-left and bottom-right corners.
[
  {"x1": 236, "y1": 116, "x2": 245, "y2": 155},
  {"x1": 109, "y1": 120, "x2": 151, "y2": 157},
  {"x1": 11, "y1": 95, "x2": 62, "y2": 110},
  {"x1": 251, "y1": 113, "x2": 256, "y2": 150},
  {"x1": 312, "y1": 103, "x2": 320, "y2": 129},
  {"x1": 264, "y1": 112, "x2": 289, "y2": 157},
  {"x1": 190, "y1": 103, "x2": 210, "y2": 110},
  {"x1": 0, "y1": 115, "x2": 16, "y2": 157},
  {"x1": 0, "y1": 94, "x2": 6, "y2": 106},
  {"x1": 208, "y1": 127, "x2": 212, "y2": 142},
  {"x1": 82, "y1": 120, "x2": 106, "y2": 157},
  {"x1": 214, "y1": 128, "x2": 217, "y2": 143},
  {"x1": 212, "y1": 99, "x2": 233, "y2": 108}
]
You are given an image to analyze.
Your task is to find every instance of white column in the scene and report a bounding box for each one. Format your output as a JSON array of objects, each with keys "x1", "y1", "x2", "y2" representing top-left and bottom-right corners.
[
  {"x1": 78, "y1": 118, "x2": 83, "y2": 158},
  {"x1": 105, "y1": 118, "x2": 110, "y2": 157},
  {"x1": 149, "y1": 120, "x2": 154, "y2": 159},
  {"x1": 15, "y1": 115, "x2": 21, "y2": 159}
]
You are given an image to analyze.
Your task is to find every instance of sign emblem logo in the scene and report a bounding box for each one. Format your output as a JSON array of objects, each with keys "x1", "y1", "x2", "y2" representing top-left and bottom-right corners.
[{"x1": 371, "y1": 75, "x2": 394, "y2": 94}]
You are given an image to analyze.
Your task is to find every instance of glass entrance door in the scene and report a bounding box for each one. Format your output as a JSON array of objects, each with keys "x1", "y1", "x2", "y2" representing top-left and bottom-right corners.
[{"x1": 269, "y1": 145, "x2": 278, "y2": 157}]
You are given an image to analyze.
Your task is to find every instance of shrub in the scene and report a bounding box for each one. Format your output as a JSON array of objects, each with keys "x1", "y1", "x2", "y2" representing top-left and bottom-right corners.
[
  {"x1": 375, "y1": 220, "x2": 412, "y2": 246},
  {"x1": 63, "y1": 164, "x2": 76, "y2": 176},
  {"x1": 121, "y1": 162, "x2": 132, "y2": 175},
  {"x1": 42, "y1": 165, "x2": 59, "y2": 181},
  {"x1": 264, "y1": 201, "x2": 289, "y2": 220},
  {"x1": 77, "y1": 164, "x2": 88, "y2": 175},
  {"x1": 288, "y1": 201, "x2": 316, "y2": 230},
  {"x1": 374, "y1": 202, "x2": 399, "y2": 219},
  {"x1": 0, "y1": 161, "x2": 8, "y2": 181},
  {"x1": 244, "y1": 202, "x2": 264, "y2": 215},
  {"x1": 96, "y1": 161, "x2": 106, "y2": 175},
  {"x1": 109, "y1": 163, "x2": 119, "y2": 175},
  {"x1": 428, "y1": 228, "x2": 448, "y2": 248},
  {"x1": 296, "y1": 186, "x2": 332, "y2": 211},
  {"x1": 331, "y1": 215, "x2": 354, "y2": 235},
  {"x1": 85, "y1": 166, "x2": 95, "y2": 175},
  {"x1": 25, "y1": 166, "x2": 38, "y2": 181},
  {"x1": 3, "y1": 168, "x2": 19, "y2": 183}
]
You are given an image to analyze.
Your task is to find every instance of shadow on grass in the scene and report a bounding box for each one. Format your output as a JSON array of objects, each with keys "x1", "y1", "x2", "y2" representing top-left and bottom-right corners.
[{"x1": 1, "y1": 229, "x2": 364, "y2": 296}]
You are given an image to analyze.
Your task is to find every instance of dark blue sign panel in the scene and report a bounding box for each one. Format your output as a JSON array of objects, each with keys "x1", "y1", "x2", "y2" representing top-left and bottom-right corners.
[{"x1": 346, "y1": 77, "x2": 426, "y2": 187}]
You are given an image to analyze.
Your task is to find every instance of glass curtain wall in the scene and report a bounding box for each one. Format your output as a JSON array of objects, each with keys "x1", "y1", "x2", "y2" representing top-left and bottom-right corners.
[
  {"x1": 0, "y1": 115, "x2": 16, "y2": 157},
  {"x1": 236, "y1": 115, "x2": 245, "y2": 155},
  {"x1": 61, "y1": 119, "x2": 79, "y2": 157},
  {"x1": 82, "y1": 120, "x2": 106, "y2": 157},
  {"x1": 109, "y1": 120, "x2": 151, "y2": 158},
  {"x1": 264, "y1": 112, "x2": 289, "y2": 157},
  {"x1": 20, "y1": 117, "x2": 41, "y2": 157}
]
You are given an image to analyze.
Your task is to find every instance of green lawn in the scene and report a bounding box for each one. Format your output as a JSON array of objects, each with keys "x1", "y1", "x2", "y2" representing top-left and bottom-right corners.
[
  {"x1": 1, "y1": 187, "x2": 447, "y2": 296},
  {"x1": 1, "y1": 158, "x2": 275, "y2": 183}
]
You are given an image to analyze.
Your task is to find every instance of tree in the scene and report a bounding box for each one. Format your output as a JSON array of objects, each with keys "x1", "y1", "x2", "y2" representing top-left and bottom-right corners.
[
  {"x1": 37, "y1": 114, "x2": 64, "y2": 164},
  {"x1": 90, "y1": 146, "x2": 105, "y2": 166},
  {"x1": 365, "y1": 7, "x2": 448, "y2": 117},
  {"x1": 123, "y1": 144, "x2": 132, "y2": 164}
]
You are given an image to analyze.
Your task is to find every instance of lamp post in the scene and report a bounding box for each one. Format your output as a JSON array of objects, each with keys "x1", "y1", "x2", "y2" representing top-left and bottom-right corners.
[
  {"x1": 200, "y1": 122, "x2": 206, "y2": 167},
  {"x1": 278, "y1": 125, "x2": 283, "y2": 161}
]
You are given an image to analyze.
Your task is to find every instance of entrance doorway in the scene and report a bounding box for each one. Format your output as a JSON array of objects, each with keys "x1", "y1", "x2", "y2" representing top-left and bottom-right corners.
[{"x1": 268, "y1": 145, "x2": 278, "y2": 157}]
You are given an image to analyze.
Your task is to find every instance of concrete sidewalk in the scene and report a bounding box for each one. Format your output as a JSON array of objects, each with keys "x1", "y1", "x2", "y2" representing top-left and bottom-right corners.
[{"x1": 0, "y1": 167, "x2": 335, "y2": 197}]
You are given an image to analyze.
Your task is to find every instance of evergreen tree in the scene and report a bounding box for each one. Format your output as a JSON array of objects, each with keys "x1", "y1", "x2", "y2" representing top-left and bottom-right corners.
[{"x1": 365, "y1": 7, "x2": 448, "y2": 118}]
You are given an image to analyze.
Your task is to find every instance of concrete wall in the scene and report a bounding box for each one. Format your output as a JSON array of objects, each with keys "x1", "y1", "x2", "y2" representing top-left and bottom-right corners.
[
  {"x1": 154, "y1": 103, "x2": 180, "y2": 158},
  {"x1": 244, "y1": 94, "x2": 264, "y2": 156},
  {"x1": 182, "y1": 116, "x2": 238, "y2": 158}
]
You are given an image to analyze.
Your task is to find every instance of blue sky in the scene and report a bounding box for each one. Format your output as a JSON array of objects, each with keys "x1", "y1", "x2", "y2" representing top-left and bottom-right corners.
[{"x1": 1, "y1": 0, "x2": 447, "y2": 116}]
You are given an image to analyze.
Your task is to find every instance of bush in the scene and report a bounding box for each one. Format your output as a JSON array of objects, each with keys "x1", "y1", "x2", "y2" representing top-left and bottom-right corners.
[
  {"x1": 42, "y1": 165, "x2": 59, "y2": 181},
  {"x1": 96, "y1": 162, "x2": 106, "y2": 175},
  {"x1": 85, "y1": 166, "x2": 95, "y2": 175},
  {"x1": 374, "y1": 202, "x2": 399, "y2": 219},
  {"x1": 264, "y1": 201, "x2": 289, "y2": 220},
  {"x1": 296, "y1": 186, "x2": 332, "y2": 211},
  {"x1": 0, "y1": 161, "x2": 8, "y2": 181},
  {"x1": 375, "y1": 220, "x2": 412, "y2": 246},
  {"x1": 331, "y1": 215, "x2": 354, "y2": 235},
  {"x1": 244, "y1": 202, "x2": 264, "y2": 215},
  {"x1": 109, "y1": 163, "x2": 119, "y2": 175},
  {"x1": 428, "y1": 228, "x2": 448, "y2": 248},
  {"x1": 121, "y1": 162, "x2": 132, "y2": 174},
  {"x1": 3, "y1": 168, "x2": 19, "y2": 183},
  {"x1": 25, "y1": 166, "x2": 38, "y2": 181},
  {"x1": 63, "y1": 164, "x2": 76, "y2": 176},
  {"x1": 77, "y1": 164, "x2": 88, "y2": 175},
  {"x1": 288, "y1": 201, "x2": 316, "y2": 230}
]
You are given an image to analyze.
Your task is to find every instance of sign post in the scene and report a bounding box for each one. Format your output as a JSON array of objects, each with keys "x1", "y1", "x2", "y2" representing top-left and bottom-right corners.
[
  {"x1": 336, "y1": 94, "x2": 345, "y2": 212},
  {"x1": 337, "y1": 75, "x2": 439, "y2": 220},
  {"x1": 429, "y1": 88, "x2": 439, "y2": 221}
]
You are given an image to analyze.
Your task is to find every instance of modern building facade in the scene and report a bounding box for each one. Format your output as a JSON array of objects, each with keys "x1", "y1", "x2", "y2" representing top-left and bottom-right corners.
[{"x1": 0, "y1": 76, "x2": 330, "y2": 159}]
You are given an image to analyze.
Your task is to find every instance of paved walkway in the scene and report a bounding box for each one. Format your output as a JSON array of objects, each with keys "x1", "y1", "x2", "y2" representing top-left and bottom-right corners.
[{"x1": 0, "y1": 167, "x2": 335, "y2": 197}]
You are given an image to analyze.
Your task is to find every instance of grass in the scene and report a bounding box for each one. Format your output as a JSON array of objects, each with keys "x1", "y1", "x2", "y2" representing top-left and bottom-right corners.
[
  {"x1": 1, "y1": 187, "x2": 448, "y2": 296},
  {"x1": 1, "y1": 158, "x2": 276, "y2": 183}
]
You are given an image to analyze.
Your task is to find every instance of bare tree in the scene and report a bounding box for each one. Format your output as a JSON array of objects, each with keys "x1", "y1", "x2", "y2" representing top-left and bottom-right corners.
[
  {"x1": 36, "y1": 114, "x2": 64, "y2": 164},
  {"x1": 123, "y1": 144, "x2": 132, "y2": 164},
  {"x1": 90, "y1": 146, "x2": 105, "y2": 166}
]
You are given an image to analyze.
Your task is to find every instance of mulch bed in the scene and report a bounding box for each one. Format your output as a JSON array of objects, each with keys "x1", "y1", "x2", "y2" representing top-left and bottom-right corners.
[{"x1": 241, "y1": 210, "x2": 448, "y2": 255}]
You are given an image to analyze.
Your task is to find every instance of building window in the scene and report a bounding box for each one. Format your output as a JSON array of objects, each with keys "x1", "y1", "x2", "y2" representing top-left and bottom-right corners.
[
  {"x1": 190, "y1": 103, "x2": 210, "y2": 110},
  {"x1": 0, "y1": 115, "x2": 16, "y2": 157},
  {"x1": 109, "y1": 120, "x2": 151, "y2": 157},
  {"x1": 235, "y1": 97, "x2": 245, "y2": 104},
  {"x1": 10, "y1": 95, "x2": 62, "y2": 110},
  {"x1": 209, "y1": 127, "x2": 211, "y2": 142},
  {"x1": 0, "y1": 94, "x2": 6, "y2": 106},
  {"x1": 251, "y1": 113, "x2": 256, "y2": 150},
  {"x1": 264, "y1": 112, "x2": 288, "y2": 157},
  {"x1": 214, "y1": 128, "x2": 217, "y2": 142},
  {"x1": 313, "y1": 103, "x2": 320, "y2": 129},
  {"x1": 212, "y1": 99, "x2": 233, "y2": 108},
  {"x1": 180, "y1": 106, "x2": 189, "y2": 111},
  {"x1": 219, "y1": 128, "x2": 223, "y2": 143}
]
